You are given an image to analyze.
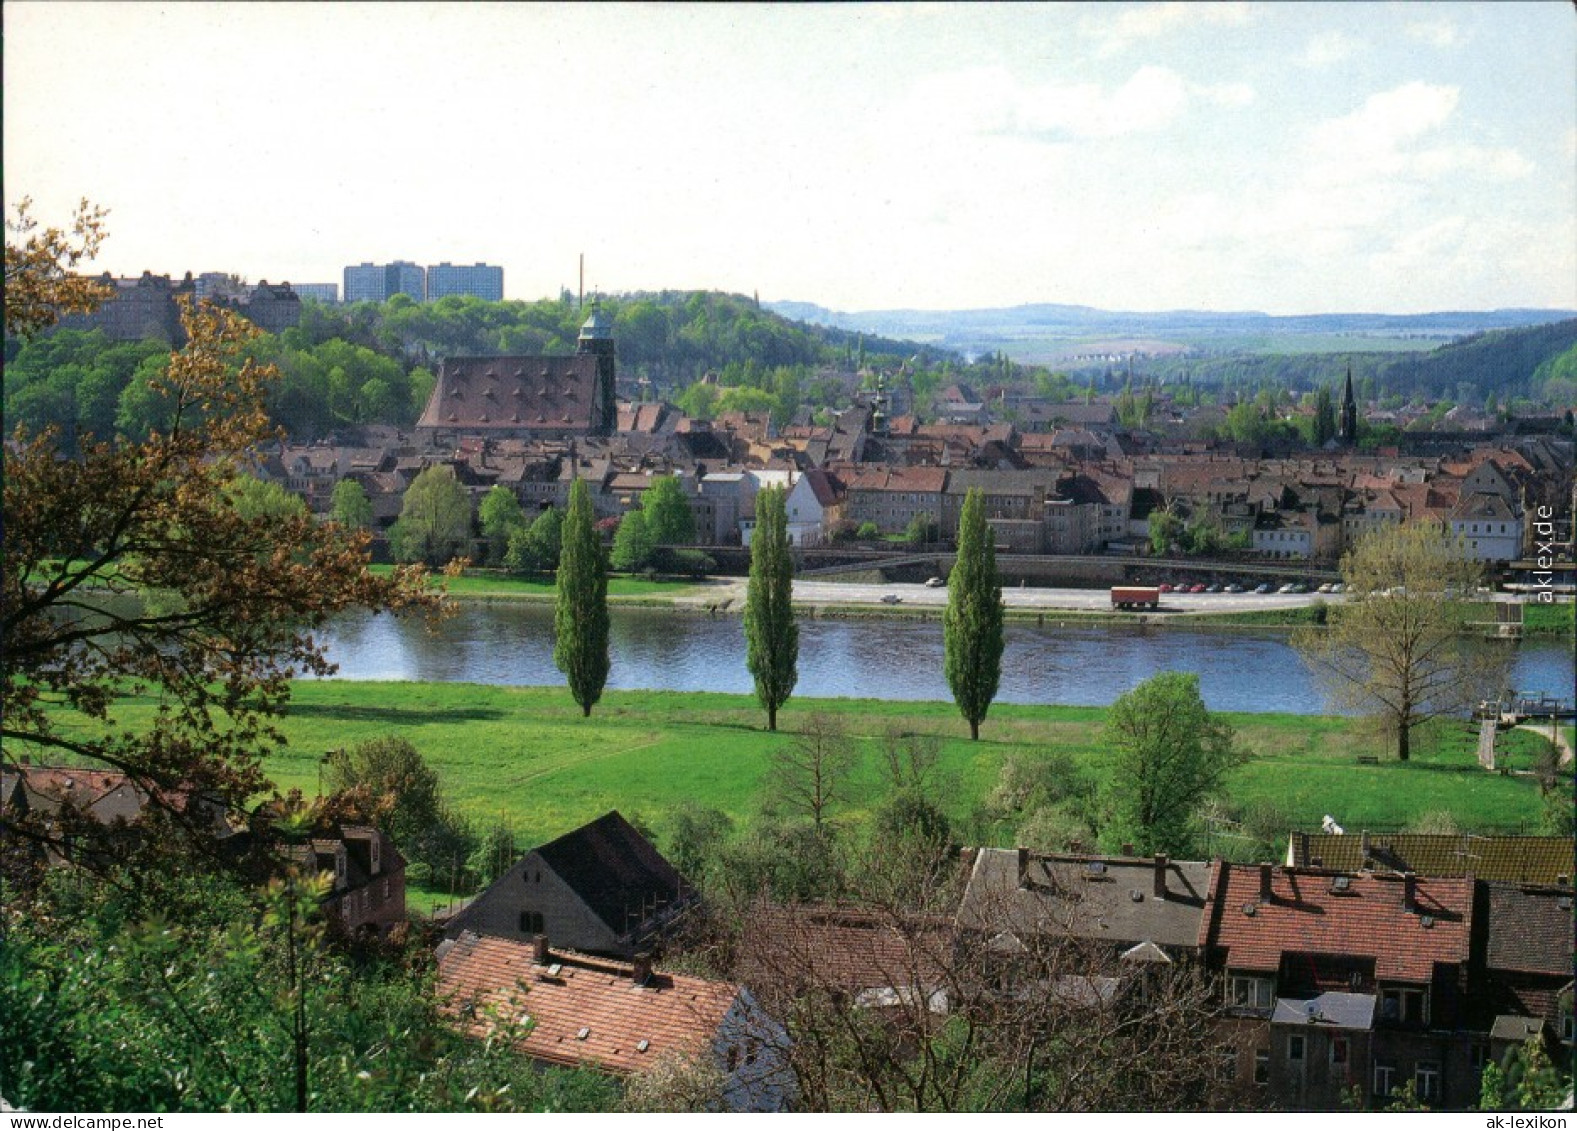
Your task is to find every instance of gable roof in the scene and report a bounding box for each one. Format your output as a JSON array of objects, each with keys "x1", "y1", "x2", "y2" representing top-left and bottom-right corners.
[
  {"x1": 419, "y1": 355, "x2": 603, "y2": 433},
  {"x1": 1485, "y1": 885, "x2": 1576, "y2": 977},
  {"x1": 534, "y1": 811, "x2": 691, "y2": 939},
  {"x1": 436, "y1": 932, "x2": 739, "y2": 1075},
  {"x1": 736, "y1": 903, "x2": 953, "y2": 1000},
  {"x1": 956, "y1": 849, "x2": 1213, "y2": 952},
  {"x1": 1289, "y1": 833, "x2": 1574, "y2": 886},
  {"x1": 1205, "y1": 865, "x2": 1472, "y2": 982}
]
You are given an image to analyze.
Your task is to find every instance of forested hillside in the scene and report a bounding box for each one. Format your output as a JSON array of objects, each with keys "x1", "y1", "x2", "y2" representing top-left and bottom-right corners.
[{"x1": 3, "y1": 290, "x2": 962, "y2": 445}]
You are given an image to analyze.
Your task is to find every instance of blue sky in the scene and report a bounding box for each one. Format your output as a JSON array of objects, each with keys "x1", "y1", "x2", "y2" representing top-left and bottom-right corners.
[{"x1": 7, "y1": 2, "x2": 1574, "y2": 314}]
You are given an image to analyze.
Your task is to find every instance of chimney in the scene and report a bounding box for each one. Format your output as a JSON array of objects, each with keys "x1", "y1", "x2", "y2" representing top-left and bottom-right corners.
[
  {"x1": 1402, "y1": 873, "x2": 1416, "y2": 913},
  {"x1": 1122, "y1": 842, "x2": 1135, "y2": 857},
  {"x1": 532, "y1": 933, "x2": 549, "y2": 965},
  {"x1": 1153, "y1": 854, "x2": 1168, "y2": 899},
  {"x1": 632, "y1": 955, "x2": 652, "y2": 986},
  {"x1": 1016, "y1": 846, "x2": 1029, "y2": 887},
  {"x1": 1259, "y1": 863, "x2": 1273, "y2": 902}
]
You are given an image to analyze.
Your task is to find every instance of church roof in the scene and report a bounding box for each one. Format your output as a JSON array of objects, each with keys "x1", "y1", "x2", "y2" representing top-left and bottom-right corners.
[{"x1": 418, "y1": 355, "x2": 603, "y2": 434}]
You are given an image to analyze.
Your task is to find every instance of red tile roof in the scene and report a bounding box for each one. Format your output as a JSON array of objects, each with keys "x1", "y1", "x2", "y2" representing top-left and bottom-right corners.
[
  {"x1": 1206, "y1": 865, "x2": 1472, "y2": 982},
  {"x1": 437, "y1": 932, "x2": 739, "y2": 1075}
]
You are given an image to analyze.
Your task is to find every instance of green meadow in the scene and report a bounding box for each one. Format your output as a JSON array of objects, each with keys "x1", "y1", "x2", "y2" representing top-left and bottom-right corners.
[{"x1": 239, "y1": 681, "x2": 1557, "y2": 848}]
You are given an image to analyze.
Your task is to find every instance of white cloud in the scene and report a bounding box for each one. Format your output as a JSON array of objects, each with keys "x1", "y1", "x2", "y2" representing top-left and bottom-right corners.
[
  {"x1": 1195, "y1": 81, "x2": 1256, "y2": 109},
  {"x1": 1301, "y1": 30, "x2": 1365, "y2": 68},
  {"x1": 1309, "y1": 82, "x2": 1460, "y2": 176},
  {"x1": 1091, "y1": 1, "x2": 1252, "y2": 56}
]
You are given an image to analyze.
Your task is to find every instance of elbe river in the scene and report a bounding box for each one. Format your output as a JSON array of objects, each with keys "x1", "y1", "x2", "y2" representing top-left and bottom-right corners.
[{"x1": 316, "y1": 604, "x2": 1572, "y2": 715}]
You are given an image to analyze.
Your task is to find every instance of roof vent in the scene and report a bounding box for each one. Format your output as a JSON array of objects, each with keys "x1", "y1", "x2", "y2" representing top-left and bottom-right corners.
[
  {"x1": 1130, "y1": 889, "x2": 1144, "y2": 902},
  {"x1": 636, "y1": 1039, "x2": 650, "y2": 1053},
  {"x1": 1420, "y1": 915, "x2": 1435, "y2": 929},
  {"x1": 547, "y1": 963, "x2": 563, "y2": 977},
  {"x1": 1086, "y1": 861, "x2": 1107, "y2": 876},
  {"x1": 1331, "y1": 876, "x2": 1352, "y2": 893},
  {"x1": 1559, "y1": 896, "x2": 1573, "y2": 911},
  {"x1": 1241, "y1": 902, "x2": 1257, "y2": 917},
  {"x1": 576, "y1": 1027, "x2": 590, "y2": 1041}
]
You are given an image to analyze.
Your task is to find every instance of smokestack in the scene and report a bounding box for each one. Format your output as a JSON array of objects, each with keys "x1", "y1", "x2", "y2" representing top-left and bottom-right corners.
[
  {"x1": 632, "y1": 954, "x2": 652, "y2": 986},
  {"x1": 1259, "y1": 863, "x2": 1273, "y2": 902},
  {"x1": 533, "y1": 933, "x2": 549, "y2": 965},
  {"x1": 1153, "y1": 854, "x2": 1168, "y2": 899}
]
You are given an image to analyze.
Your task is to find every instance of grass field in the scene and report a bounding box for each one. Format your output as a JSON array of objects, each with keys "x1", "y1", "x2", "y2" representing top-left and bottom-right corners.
[
  {"x1": 239, "y1": 682, "x2": 1561, "y2": 848},
  {"x1": 34, "y1": 681, "x2": 1560, "y2": 857}
]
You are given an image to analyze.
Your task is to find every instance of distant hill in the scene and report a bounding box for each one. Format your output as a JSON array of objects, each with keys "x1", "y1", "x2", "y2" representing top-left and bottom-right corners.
[{"x1": 766, "y1": 300, "x2": 1577, "y2": 360}]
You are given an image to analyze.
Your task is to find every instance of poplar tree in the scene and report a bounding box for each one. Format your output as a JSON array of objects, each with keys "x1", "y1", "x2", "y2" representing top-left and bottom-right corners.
[
  {"x1": 744, "y1": 485, "x2": 797, "y2": 731},
  {"x1": 944, "y1": 488, "x2": 1003, "y2": 740},
  {"x1": 554, "y1": 478, "x2": 610, "y2": 717}
]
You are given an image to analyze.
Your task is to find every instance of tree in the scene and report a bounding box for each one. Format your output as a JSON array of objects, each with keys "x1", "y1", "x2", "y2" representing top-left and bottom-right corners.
[
  {"x1": 478, "y1": 484, "x2": 525, "y2": 565},
  {"x1": 4, "y1": 196, "x2": 111, "y2": 338},
  {"x1": 765, "y1": 713, "x2": 856, "y2": 834},
  {"x1": 330, "y1": 478, "x2": 373, "y2": 531},
  {"x1": 3, "y1": 284, "x2": 438, "y2": 861},
  {"x1": 1102, "y1": 672, "x2": 1243, "y2": 856},
  {"x1": 641, "y1": 474, "x2": 696, "y2": 546},
  {"x1": 744, "y1": 485, "x2": 798, "y2": 731},
  {"x1": 1313, "y1": 384, "x2": 1337, "y2": 446},
  {"x1": 609, "y1": 508, "x2": 656, "y2": 572},
  {"x1": 554, "y1": 478, "x2": 610, "y2": 717},
  {"x1": 1293, "y1": 523, "x2": 1508, "y2": 762},
  {"x1": 323, "y1": 735, "x2": 476, "y2": 891},
  {"x1": 504, "y1": 506, "x2": 561, "y2": 574},
  {"x1": 390, "y1": 465, "x2": 472, "y2": 566},
  {"x1": 944, "y1": 489, "x2": 1003, "y2": 741}
]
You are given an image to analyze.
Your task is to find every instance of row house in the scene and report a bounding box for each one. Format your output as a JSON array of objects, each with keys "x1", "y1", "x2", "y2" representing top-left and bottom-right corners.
[{"x1": 836, "y1": 465, "x2": 949, "y2": 536}]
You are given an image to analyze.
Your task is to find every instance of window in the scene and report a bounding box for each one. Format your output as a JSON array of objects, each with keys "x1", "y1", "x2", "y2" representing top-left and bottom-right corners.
[
  {"x1": 1380, "y1": 986, "x2": 1428, "y2": 1026},
  {"x1": 1255, "y1": 1051, "x2": 1270, "y2": 1086},
  {"x1": 1288, "y1": 1034, "x2": 1305, "y2": 1061},
  {"x1": 1217, "y1": 1049, "x2": 1238, "y2": 1082},
  {"x1": 1230, "y1": 975, "x2": 1275, "y2": 1010},
  {"x1": 1561, "y1": 1003, "x2": 1575, "y2": 1044},
  {"x1": 1415, "y1": 1062, "x2": 1440, "y2": 1103},
  {"x1": 518, "y1": 910, "x2": 544, "y2": 934},
  {"x1": 1373, "y1": 1062, "x2": 1396, "y2": 1099},
  {"x1": 1470, "y1": 1044, "x2": 1488, "y2": 1071},
  {"x1": 1331, "y1": 1037, "x2": 1349, "y2": 1067},
  {"x1": 383, "y1": 878, "x2": 391, "y2": 900}
]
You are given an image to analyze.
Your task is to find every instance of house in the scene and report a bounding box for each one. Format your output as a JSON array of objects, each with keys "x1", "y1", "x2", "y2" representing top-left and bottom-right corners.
[
  {"x1": 283, "y1": 823, "x2": 408, "y2": 939},
  {"x1": 956, "y1": 848, "x2": 1214, "y2": 961},
  {"x1": 1477, "y1": 884, "x2": 1576, "y2": 1061},
  {"x1": 1201, "y1": 864, "x2": 1477, "y2": 1110},
  {"x1": 443, "y1": 811, "x2": 698, "y2": 959},
  {"x1": 1448, "y1": 493, "x2": 1523, "y2": 562},
  {"x1": 837, "y1": 465, "x2": 948, "y2": 537},
  {"x1": 436, "y1": 931, "x2": 793, "y2": 1111}
]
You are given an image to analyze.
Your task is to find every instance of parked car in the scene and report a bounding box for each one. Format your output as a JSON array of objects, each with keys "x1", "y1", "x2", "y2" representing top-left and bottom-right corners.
[
  {"x1": 1254, "y1": 583, "x2": 1273, "y2": 594},
  {"x1": 1224, "y1": 583, "x2": 1245, "y2": 593},
  {"x1": 881, "y1": 594, "x2": 902, "y2": 604},
  {"x1": 1158, "y1": 583, "x2": 1174, "y2": 593},
  {"x1": 1317, "y1": 582, "x2": 1334, "y2": 594},
  {"x1": 1278, "y1": 583, "x2": 1297, "y2": 594},
  {"x1": 1188, "y1": 583, "x2": 1207, "y2": 593},
  {"x1": 1330, "y1": 583, "x2": 1345, "y2": 594},
  {"x1": 925, "y1": 577, "x2": 945, "y2": 588},
  {"x1": 1205, "y1": 583, "x2": 1222, "y2": 593}
]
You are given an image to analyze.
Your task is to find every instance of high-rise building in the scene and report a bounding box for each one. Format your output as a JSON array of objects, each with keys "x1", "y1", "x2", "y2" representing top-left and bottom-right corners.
[
  {"x1": 292, "y1": 283, "x2": 340, "y2": 303},
  {"x1": 427, "y1": 262, "x2": 504, "y2": 302},
  {"x1": 343, "y1": 261, "x2": 426, "y2": 303}
]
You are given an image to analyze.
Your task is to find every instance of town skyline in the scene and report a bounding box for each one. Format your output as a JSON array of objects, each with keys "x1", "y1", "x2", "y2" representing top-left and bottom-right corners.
[{"x1": 7, "y1": 2, "x2": 1575, "y2": 317}]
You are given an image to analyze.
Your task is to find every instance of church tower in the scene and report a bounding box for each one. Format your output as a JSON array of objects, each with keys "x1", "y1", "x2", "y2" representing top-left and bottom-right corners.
[
  {"x1": 1338, "y1": 366, "x2": 1359, "y2": 446},
  {"x1": 577, "y1": 301, "x2": 616, "y2": 435}
]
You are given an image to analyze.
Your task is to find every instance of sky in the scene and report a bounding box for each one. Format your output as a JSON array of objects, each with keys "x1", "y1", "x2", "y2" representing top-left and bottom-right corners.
[{"x1": 6, "y1": 2, "x2": 1575, "y2": 315}]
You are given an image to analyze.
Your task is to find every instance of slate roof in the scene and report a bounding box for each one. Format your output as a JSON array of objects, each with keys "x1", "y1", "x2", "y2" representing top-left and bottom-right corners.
[
  {"x1": 533, "y1": 811, "x2": 691, "y2": 940},
  {"x1": 1288, "y1": 833, "x2": 1574, "y2": 886},
  {"x1": 436, "y1": 931, "x2": 739, "y2": 1074},
  {"x1": 419, "y1": 355, "x2": 603, "y2": 433},
  {"x1": 1485, "y1": 885, "x2": 1576, "y2": 977},
  {"x1": 956, "y1": 849, "x2": 1213, "y2": 952},
  {"x1": 1, "y1": 766, "x2": 147, "y2": 825},
  {"x1": 1205, "y1": 865, "x2": 1472, "y2": 982}
]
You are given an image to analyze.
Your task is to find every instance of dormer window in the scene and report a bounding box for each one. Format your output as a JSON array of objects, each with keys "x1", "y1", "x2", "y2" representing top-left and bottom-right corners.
[
  {"x1": 1229, "y1": 974, "x2": 1275, "y2": 1011},
  {"x1": 1379, "y1": 986, "x2": 1428, "y2": 1026}
]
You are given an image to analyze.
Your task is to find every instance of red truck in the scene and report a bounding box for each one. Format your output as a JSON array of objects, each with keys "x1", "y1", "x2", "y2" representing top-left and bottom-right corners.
[{"x1": 1111, "y1": 586, "x2": 1161, "y2": 610}]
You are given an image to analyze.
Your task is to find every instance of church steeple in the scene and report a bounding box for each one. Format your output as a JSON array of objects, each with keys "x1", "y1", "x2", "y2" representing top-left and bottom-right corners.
[
  {"x1": 1339, "y1": 365, "x2": 1359, "y2": 445},
  {"x1": 577, "y1": 299, "x2": 616, "y2": 435}
]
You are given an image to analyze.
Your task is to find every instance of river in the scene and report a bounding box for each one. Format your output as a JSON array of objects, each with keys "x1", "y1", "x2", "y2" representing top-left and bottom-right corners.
[{"x1": 315, "y1": 605, "x2": 1573, "y2": 714}]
